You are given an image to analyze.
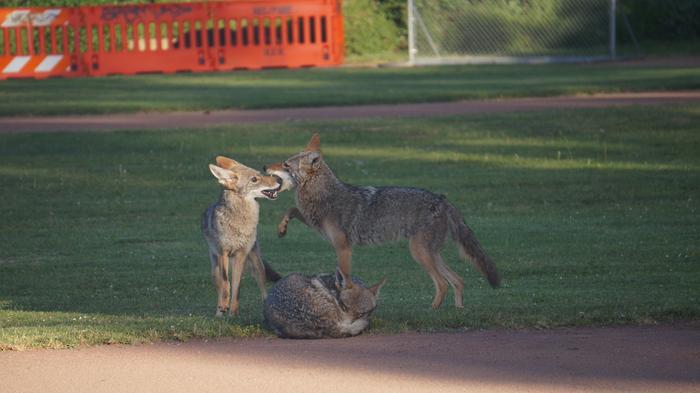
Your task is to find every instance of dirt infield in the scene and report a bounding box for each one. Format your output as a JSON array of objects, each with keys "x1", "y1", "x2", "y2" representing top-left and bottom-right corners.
[
  {"x1": 1, "y1": 324, "x2": 698, "y2": 393},
  {"x1": 1, "y1": 91, "x2": 699, "y2": 133}
]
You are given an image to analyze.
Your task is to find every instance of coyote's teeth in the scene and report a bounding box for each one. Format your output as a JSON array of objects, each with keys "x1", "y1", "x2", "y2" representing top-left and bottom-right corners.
[{"x1": 262, "y1": 189, "x2": 278, "y2": 199}]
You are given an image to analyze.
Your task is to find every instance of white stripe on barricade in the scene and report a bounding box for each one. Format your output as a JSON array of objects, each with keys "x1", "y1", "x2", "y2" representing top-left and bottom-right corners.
[{"x1": 2, "y1": 56, "x2": 31, "y2": 73}]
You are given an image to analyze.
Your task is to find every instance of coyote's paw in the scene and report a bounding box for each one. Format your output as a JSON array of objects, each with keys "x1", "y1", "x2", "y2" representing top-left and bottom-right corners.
[{"x1": 431, "y1": 299, "x2": 445, "y2": 310}]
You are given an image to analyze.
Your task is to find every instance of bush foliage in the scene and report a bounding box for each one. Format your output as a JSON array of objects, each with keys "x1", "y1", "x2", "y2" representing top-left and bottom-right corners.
[
  {"x1": 344, "y1": 0, "x2": 403, "y2": 57},
  {"x1": 622, "y1": 0, "x2": 700, "y2": 41}
]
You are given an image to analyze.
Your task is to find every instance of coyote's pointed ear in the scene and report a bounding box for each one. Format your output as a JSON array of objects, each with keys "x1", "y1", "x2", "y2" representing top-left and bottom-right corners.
[
  {"x1": 209, "y1": 164, "x2": 239, "y2": 189},
  {"x1": 334, "y1": 268, "x2": 344, "y2": 290},
  {"x1": 216, "y1": 156, "x2": 242, "y2": 170},
  {"x1": 308, "y1": 151, "x2": 321, "y2": 167},
  {"x1": 335, "y1": 268, "x2": 354, "y2": 290},
  {"x1": 304, "y1": 133, "x2": 321, "y2": 152},
  {"x1": 369, "y1": 277, "x2": 387, "y2": 297}
]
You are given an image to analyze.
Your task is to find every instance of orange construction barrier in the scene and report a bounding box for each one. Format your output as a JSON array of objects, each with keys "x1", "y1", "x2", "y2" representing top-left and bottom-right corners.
[
  {"x1": 0, "y1": 7, "x2": 78, "y2": 78},
  {"x1": 0, "y1": 0, "x2": 343, "y2": 79}
]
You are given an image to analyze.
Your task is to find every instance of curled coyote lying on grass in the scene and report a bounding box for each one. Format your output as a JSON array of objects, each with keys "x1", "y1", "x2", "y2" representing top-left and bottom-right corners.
[{"x1": 264, "y1": 270, "x2": 385, "y2": 339}]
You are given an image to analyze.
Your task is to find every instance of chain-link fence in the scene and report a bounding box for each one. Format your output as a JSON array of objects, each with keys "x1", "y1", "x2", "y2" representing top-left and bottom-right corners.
[{"x1": 409, "y1": 0, "x2": 619, "y2": 64}]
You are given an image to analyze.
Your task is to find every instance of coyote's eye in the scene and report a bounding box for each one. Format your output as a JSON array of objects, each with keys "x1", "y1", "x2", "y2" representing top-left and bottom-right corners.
[{"x1": 250, "y1": 176, "x2": 258, "y2": 183}]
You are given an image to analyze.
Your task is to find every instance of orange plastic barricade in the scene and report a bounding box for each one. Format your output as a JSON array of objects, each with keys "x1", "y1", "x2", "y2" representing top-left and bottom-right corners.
[
  {"x1": 0, "y1": 7, "x2": 79, "y2": 79},
  {"x1": 0, "y1": 0, "x2": 343, "y2": 80}
]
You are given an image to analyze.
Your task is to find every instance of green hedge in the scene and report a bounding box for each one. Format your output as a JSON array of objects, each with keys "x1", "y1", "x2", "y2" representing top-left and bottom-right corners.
[
  {"x1": 622, "y1": 0, "x2": 700, "y2": 41},
  {"x1": 343, "y1": 0, "x2": 402, "y2": 57}
]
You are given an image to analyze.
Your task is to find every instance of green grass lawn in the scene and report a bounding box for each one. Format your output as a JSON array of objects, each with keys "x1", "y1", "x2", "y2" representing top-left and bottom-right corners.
[
  {"x1": 1, "y1": 62, "x2": 699, "y2": 117},
  {"x1": 1, "y1": 104, "x2": 699, "y2": 349}
]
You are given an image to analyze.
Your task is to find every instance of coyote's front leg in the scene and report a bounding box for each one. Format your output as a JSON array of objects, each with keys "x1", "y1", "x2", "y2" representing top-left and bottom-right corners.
[
  {"x1": 277, "y1": 207, "x2": 308, "y2": 237},
  {"x1": 211, "y1": 252, "x2": 230, "y2": 317}
]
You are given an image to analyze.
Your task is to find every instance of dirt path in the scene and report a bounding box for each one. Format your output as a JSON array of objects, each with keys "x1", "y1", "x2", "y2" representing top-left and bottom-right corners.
[
  {"x1": 1, "y1": 324, "x2": 698, "y2": 393},
  {"x1": 1, "y1": 91, "x2": 699, "y2": 133}
]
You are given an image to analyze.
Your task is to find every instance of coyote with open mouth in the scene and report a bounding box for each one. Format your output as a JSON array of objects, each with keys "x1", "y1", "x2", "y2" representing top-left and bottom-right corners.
[{"x1": 202, "y1": 156, "x2": 282, "y2": 317}]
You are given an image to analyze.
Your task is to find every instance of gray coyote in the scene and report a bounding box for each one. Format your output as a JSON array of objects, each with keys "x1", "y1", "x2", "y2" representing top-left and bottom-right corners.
[
  {"x1": 265, "y1": 134, "x2": 500, "y2": 309},
  {"x1": 202, "y1": 156, "x2": 282, "y2": 317},
  {"x1": 263, "y1": 271, "x2": 385, "y2": 338}
]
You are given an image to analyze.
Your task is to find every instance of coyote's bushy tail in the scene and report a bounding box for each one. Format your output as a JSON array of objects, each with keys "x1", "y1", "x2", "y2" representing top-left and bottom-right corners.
[
  {"x1": 446, "y1": 202, "x2": 501, "y2": 288},
  {"x1": 263, "y1": 260, "x2": 282, "y2": 282}
]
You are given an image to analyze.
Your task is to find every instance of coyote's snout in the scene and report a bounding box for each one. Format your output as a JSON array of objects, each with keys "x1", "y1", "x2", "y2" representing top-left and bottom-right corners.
[
  {"x1": 202, "y1": 156, "x2": 282, "y2": 317},
  {"x1": 264, "y1": 270, "x2": 385, "y2": 339},
  {"x1": 266, "y1": 134, "x2": 500, "y2": 310}
]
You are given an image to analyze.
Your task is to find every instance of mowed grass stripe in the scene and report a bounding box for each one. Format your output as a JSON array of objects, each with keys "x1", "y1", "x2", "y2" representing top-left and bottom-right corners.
[{"x1": 1, "y1": 63, "x2": 699, "y2": 116}]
